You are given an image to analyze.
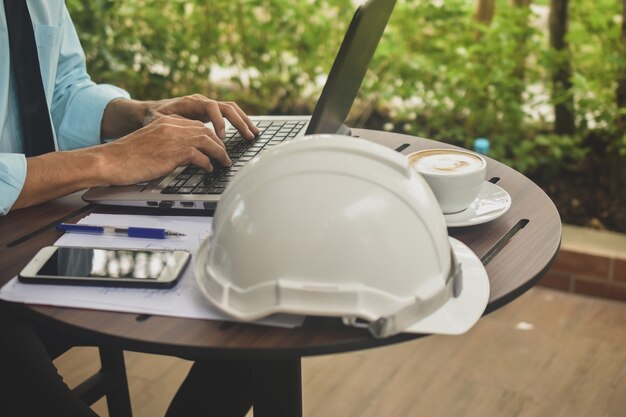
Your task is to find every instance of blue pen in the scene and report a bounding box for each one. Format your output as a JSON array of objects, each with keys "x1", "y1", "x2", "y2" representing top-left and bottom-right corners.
[{"x1": 57, "y1": 223, "x2": 186, "y2": 239}]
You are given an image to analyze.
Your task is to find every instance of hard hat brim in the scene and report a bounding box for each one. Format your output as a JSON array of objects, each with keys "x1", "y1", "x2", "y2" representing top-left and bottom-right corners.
[
  {"x1": 196, "y1": 235, "x2": 489, "y2": 337},
  {"x1": 404, "y1": 237, "x2": 489, "y2": 335}
]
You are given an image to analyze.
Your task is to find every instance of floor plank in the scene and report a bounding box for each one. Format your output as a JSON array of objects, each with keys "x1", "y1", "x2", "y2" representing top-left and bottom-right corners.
[{"x1": 53, "y1": 288, "x2": 626, "y2": 417}]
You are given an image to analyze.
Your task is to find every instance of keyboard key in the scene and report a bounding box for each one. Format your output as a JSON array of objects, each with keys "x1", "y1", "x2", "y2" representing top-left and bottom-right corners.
[
  {"x1": 208, "y1": 186, "x2": 225, "y2": 194},
  {"x1": 161, "y1": 186, "x2": 179, "y2": 194},
  {"x1": 183, "y1": 175, "x2": 204, "y2": 187}
]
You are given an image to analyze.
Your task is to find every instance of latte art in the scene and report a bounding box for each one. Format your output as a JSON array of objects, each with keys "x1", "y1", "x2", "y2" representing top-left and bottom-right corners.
[
  {"x1": 407, "y1": 148, "x2": 487, "y2": 213},
  {"x1": 431, "y1": 158, "x2": 469, "y2": 172},
  {"x1": 410, "y1": 150, "x2": 484, "y2": 175}
]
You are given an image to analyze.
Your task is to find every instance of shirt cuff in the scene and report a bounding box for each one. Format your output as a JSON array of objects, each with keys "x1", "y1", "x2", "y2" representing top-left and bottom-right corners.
[
  {"x1": 57, "y1": 84, "x2": 130, "y2": 151},
  {"x1": 0, "y1": 154, "x2": 27, "y2": 215}
]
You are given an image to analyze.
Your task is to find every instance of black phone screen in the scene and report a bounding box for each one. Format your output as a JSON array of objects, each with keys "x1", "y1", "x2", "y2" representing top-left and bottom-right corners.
[{"x1": 38, "y1": 247, "x2": 180, "y2": 281}]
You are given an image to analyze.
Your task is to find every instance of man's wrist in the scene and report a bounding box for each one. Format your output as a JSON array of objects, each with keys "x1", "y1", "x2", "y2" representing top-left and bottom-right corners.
[
  {"x1": 101, "y1": 98, "x2": 152, "y2": 138},
  {"x1": 128, "y1": 99, "x2": 152, "y2": 127}
]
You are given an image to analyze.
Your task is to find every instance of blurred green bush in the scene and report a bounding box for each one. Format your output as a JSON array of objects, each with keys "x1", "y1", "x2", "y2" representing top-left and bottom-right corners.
[{"x1": 67, "y1": 0, "x2": 625, "y2": 175}]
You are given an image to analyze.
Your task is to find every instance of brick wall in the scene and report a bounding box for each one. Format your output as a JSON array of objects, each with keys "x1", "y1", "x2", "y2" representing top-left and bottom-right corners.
[{"x1": 539, "y1": 248, "x2": 626, "y2": 303}]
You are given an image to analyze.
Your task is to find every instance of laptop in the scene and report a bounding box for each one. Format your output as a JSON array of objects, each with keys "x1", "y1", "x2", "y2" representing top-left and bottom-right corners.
[{"x1": 83, "y1": 0, "x2": 397, "y2": 210}]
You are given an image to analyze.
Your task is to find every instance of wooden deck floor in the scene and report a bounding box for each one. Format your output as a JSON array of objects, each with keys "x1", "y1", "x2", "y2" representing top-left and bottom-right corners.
[{"x1": 54, "y1": 287, "x2": 626, "y2": 417}]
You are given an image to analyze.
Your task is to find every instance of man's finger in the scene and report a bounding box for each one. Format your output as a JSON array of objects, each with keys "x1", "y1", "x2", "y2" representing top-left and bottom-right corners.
[
  {"x1": 202, "y1": 100, "x2": 226, "y2": 140},
  {"x1": 185, "y1": 148, "x2": 214, "y2": 173},
  {"x1": 224, "y1": 101, "x2": 260, "y2": 136},
  {"x1": 184, "y1": 135, "x2": 231, "y2": 167},
  {"x1": 219, "y1": 103, "x2": 256, "y2": 141}
]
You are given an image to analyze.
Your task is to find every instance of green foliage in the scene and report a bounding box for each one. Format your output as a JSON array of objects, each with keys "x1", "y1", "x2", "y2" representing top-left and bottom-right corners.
[
  {"x1": 66, "y1": 0, "x2": 354, "y2": 114},
  {"x1": 66, "y1": 0, "x2": 625, "y2": 173},
  {"x1": 567, "y1": 0, "x2": 624, "y2": 152},
  {"x1": 369, "y1": 0, "x2": 545, "y2": 171},
  {"x1": 511, "y1": 133, "x2": 588, "y2": 174}
]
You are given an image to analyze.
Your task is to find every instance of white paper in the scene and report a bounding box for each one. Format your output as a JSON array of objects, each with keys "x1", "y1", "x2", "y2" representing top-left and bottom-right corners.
[{"x1": 0, "y1": 213, "x2": 304, "y2": 328}]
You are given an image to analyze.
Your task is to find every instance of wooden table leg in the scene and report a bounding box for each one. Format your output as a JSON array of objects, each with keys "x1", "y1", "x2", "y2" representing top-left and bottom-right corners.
[
  {"x1": 253, "y1": 358, "x2": 302, "y2": 417},
  {"x1": 99, "y1": 347, "x2": 133, "y2": 417}
]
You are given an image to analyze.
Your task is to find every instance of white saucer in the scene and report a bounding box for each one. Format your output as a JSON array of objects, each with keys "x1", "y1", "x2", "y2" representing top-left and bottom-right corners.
[
  {"x1": 444, "y1": 182, "x2": 511, "y2": 228},
  {"x1": 405, "y1": 237, "x2": 490, "y2": 335}
]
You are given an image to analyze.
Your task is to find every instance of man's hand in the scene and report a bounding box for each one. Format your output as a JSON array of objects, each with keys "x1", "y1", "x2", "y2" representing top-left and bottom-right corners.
[
  {"x1": 100, "y1": 95, "x2": 260, "y2": 140},
  {"x1": 99, "y1": 115, "x2": 233, "y2": 185},
  {"x1": 145, "y1": 95, "x2": 260, "y2": 140}
]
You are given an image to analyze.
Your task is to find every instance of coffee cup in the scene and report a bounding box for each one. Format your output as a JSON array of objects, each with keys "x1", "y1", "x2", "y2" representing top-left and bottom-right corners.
[{"x1": 407, "y1": 148, "x2": 486, "y2": 214}]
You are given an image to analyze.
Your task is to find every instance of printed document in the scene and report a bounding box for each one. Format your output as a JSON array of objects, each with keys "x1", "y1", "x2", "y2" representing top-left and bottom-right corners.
[{"x1": 0, "y1": 213, "x2": 304, "y2": 328}]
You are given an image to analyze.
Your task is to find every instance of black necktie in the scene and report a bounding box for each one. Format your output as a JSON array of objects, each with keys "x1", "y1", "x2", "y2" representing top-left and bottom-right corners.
[{"x1": 4, "y1": 0, "x2": 56, "y2": 157}]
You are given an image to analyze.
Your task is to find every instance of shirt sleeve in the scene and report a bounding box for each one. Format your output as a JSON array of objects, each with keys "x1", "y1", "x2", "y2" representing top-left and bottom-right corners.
[
  {"x1": 0, "y1": 154, "x2": 26, "y2": 215},
  {"x1": 50, "y1": 6, "x2": 130, "y2": 151}
]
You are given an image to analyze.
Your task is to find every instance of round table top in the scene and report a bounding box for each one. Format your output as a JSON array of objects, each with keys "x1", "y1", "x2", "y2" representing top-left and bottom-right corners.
[{"x1": 0, "y1": 129, "x2": 561, "y2": 360}]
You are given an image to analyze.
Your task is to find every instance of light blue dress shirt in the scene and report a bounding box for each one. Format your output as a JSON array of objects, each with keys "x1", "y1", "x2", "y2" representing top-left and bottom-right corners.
[{"x1": 0, "y1": 0, "x2": 130, "y2": 215}]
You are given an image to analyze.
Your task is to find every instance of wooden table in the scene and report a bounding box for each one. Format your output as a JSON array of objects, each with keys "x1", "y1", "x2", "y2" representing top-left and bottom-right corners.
[{"x1": 0, "y1": 130, "x2": 561, "y2": 417}]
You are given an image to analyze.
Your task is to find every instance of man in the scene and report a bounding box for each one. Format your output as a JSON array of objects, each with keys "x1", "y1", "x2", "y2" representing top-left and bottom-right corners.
[{"x1": 1, "y1": 1, "x2": 258, "y2": 415}]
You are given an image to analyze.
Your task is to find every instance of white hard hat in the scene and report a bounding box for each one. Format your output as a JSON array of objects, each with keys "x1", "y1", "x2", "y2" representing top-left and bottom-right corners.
[{"x1": 195, "y1": 135, "x2": 489, "y2": 338}]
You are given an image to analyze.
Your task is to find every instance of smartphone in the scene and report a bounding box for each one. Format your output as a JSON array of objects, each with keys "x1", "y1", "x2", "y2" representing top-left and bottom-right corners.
[{"x1": 18, "y1": 246, "x2": 191, "y2": 288}]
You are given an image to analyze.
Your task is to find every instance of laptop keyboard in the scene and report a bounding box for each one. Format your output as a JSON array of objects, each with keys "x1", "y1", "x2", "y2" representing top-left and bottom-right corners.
[{"x1": 160, "y1": 120, "x2": 307, "y2": 195}]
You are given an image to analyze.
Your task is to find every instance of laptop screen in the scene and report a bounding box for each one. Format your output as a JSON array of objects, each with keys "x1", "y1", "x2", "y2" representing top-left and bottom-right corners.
[{"x1": 305, "y1": 0, "x2": 397, "y2": 135}]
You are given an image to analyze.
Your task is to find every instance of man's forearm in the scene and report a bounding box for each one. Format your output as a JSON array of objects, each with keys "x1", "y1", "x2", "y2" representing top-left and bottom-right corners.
[
  {"x1": 10, "y1": 95, "x2": 259, "y2": 212},
  {"x1": 100, "y1": 98, "x2": 153, "y2": 139},
  {"x1": 12, "y1": 148, "x2": 107, "y2": 210}
]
